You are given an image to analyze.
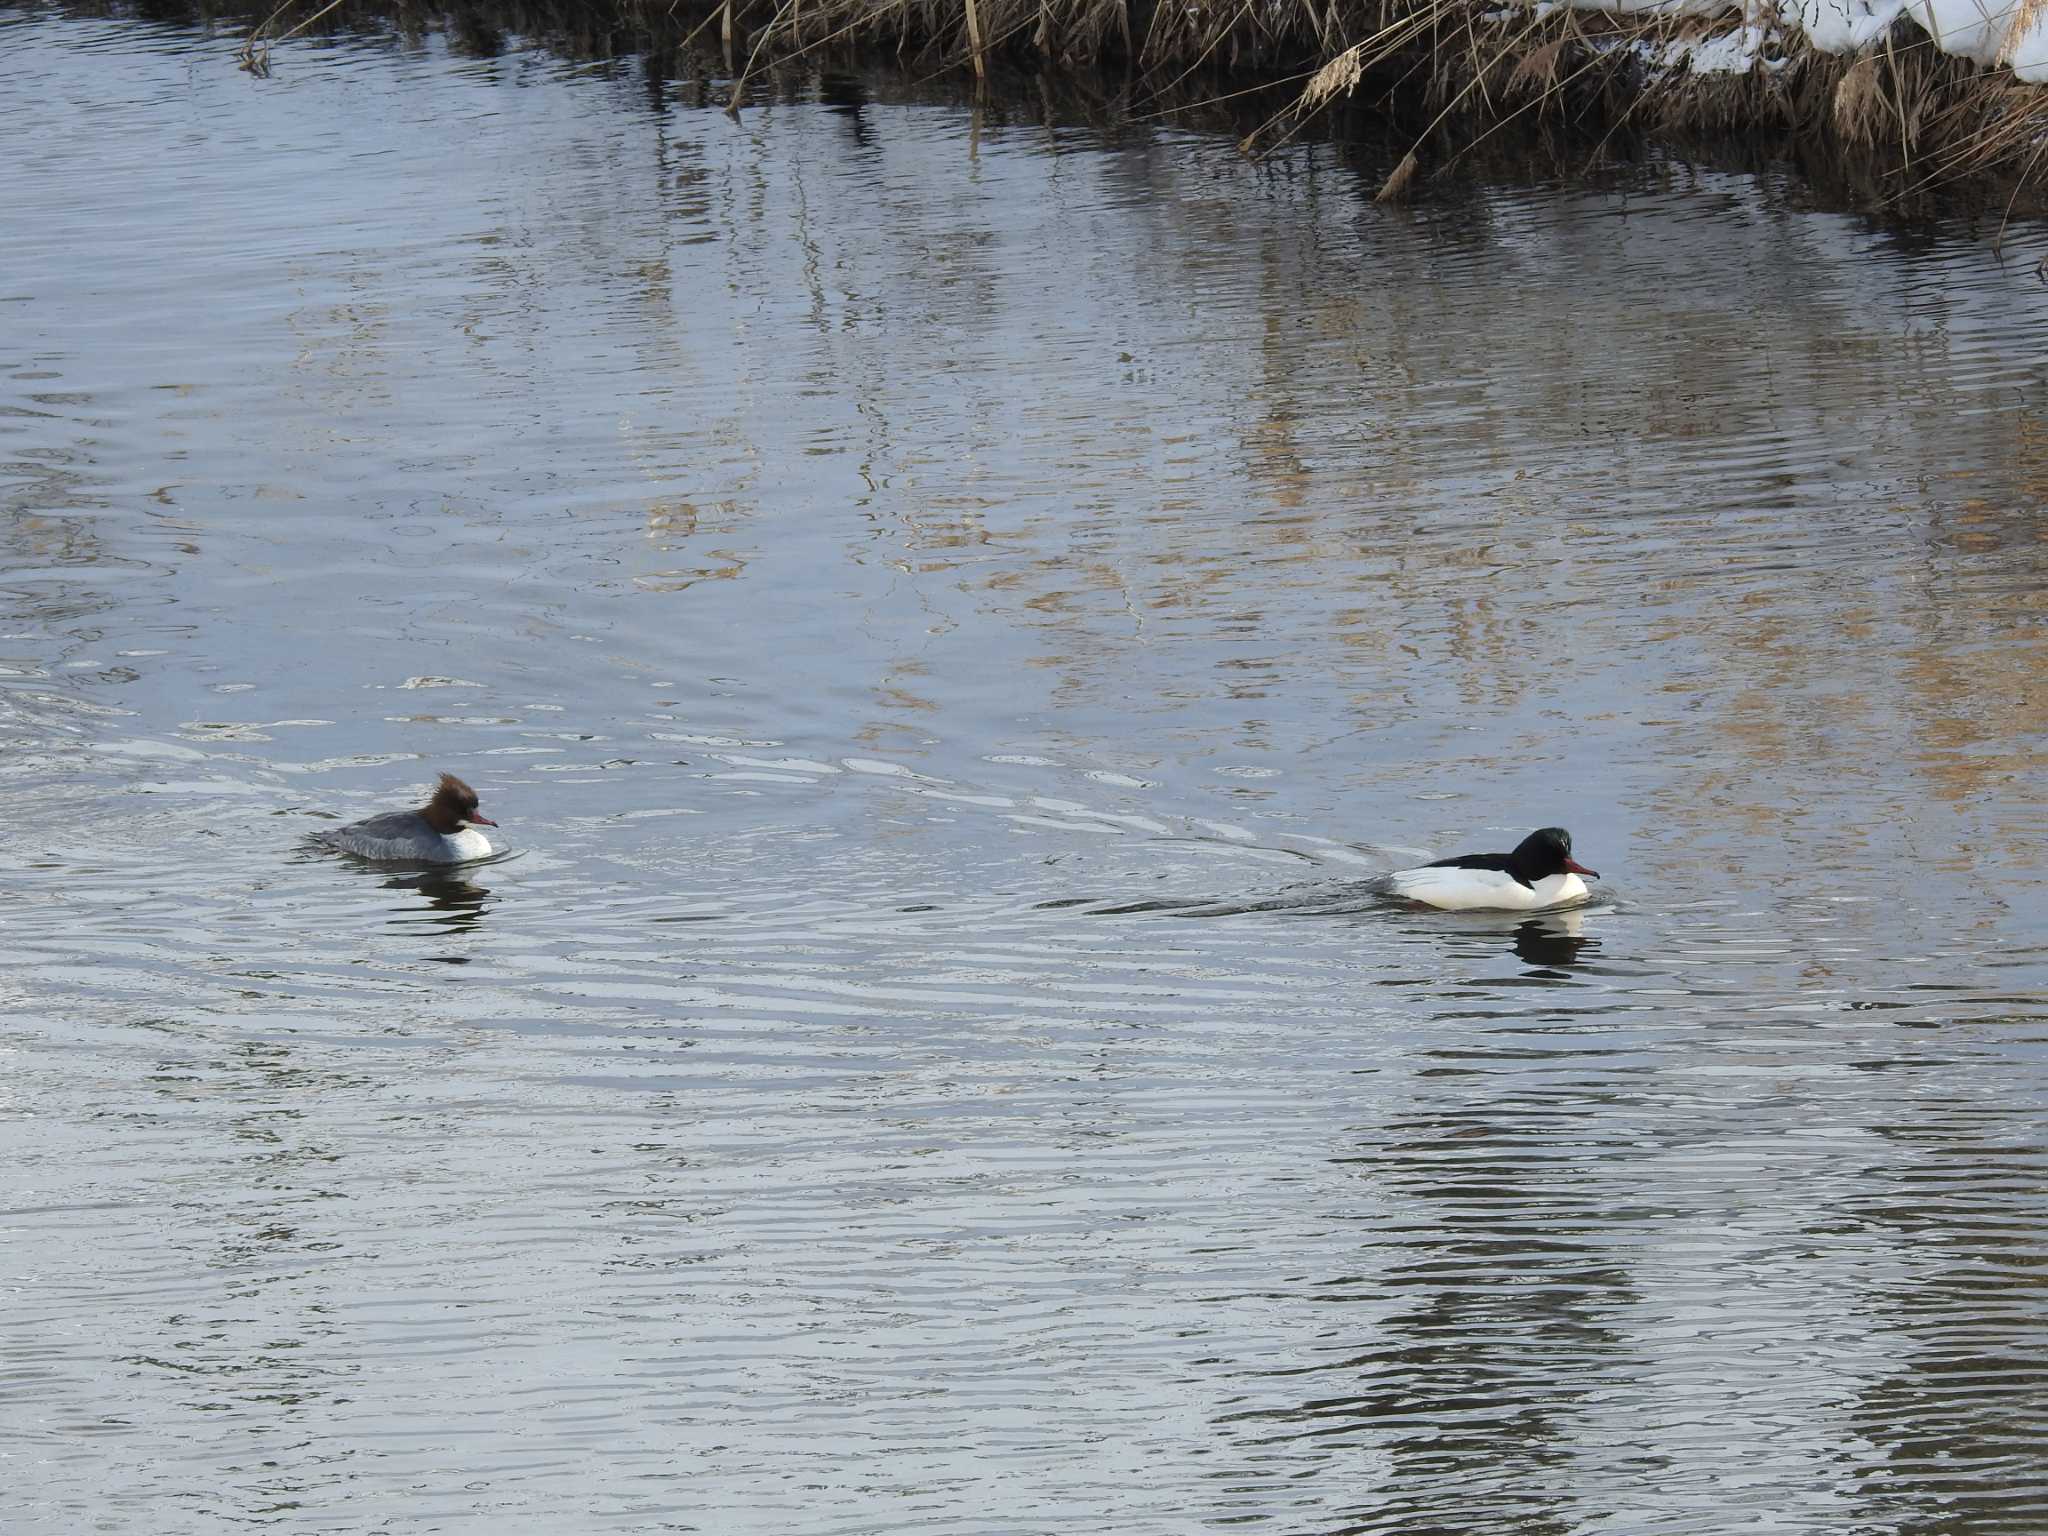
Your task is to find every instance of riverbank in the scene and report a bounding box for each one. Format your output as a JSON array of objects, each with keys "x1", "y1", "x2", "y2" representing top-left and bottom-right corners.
[{"x1": 219, "y1": 0, "x2": 2048, "y2": 209}]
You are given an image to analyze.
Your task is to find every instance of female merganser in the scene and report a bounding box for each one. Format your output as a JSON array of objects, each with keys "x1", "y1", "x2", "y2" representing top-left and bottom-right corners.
[
  {"x1": 325, "y1": 772, "x2": 498, "y2": 864},
  {"x1": 1382, "y1": 827, "x2": 1598, "y2": 911}
]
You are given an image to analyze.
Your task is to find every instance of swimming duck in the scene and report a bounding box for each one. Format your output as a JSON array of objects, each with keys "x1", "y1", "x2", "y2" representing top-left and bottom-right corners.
[
  {"x1": 1383, "y1": 826, "x2": 1598, "y2": 911},
  {"x1": 325, "y1": 772, "x2": 498, "y2": 864}
]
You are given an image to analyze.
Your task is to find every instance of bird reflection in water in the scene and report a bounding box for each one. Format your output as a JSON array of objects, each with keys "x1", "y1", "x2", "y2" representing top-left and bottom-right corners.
[
  {"x1": 383, "y1": 869, "x2": 493, "y2": 953},
  {"x1": 1510, "y1": 909, "x2": 1598, "y2": 972}
]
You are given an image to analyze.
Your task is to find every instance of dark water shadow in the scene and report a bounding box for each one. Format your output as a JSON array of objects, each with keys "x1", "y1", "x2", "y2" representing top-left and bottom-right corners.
[
  {"x1": 380, "y1": 868, "x2": 495, "y2": 950},
  {"x1": 1508, "y1": 912, "x2": 1599, "y2": 971},
  {"x1": 1410, "y1": 907, "x2": 1606, "y2": 978}
]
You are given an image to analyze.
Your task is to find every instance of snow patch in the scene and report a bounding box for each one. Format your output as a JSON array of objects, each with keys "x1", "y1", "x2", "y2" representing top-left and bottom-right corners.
[{"x1": 1514, "y1": 0, "x2": 2048, "y2": 83}]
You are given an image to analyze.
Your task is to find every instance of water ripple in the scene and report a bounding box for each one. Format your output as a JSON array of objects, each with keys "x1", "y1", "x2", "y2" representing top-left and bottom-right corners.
[{"x1": 2, "y1": 10, "x2": 2047, "y2": 1534}]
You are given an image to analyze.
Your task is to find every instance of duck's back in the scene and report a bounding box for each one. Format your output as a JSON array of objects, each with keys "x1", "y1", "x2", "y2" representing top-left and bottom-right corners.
[{"x1": 327, "y1": 809, "x2": 488, "y2": 863}]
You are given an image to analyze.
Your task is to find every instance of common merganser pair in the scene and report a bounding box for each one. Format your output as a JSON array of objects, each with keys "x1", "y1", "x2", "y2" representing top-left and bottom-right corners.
[
  {"x1": 325, "y1": 772, "x2": 498, "y2": 863},
  {"x1": 325, "y1": 775, "x2": 1603, "y2": 913}
]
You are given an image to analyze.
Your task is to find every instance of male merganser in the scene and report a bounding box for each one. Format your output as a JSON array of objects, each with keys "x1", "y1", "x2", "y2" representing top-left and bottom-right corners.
[
  {"x1": 1382, "y1": 827, "x2": 1598, "y2": 911},
  {"x1": 325, "y1": 772, "x2": 498, "y2": 864}
]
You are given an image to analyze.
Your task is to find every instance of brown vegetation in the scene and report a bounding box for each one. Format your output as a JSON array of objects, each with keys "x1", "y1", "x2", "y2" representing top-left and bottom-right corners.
[{"x1": 218, "y1": 0, "x2": 2048, "y2": 206}]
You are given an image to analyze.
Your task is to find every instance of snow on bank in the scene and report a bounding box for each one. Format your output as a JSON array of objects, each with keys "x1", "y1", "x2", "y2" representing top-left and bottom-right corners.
[{"x1": 1587, "y1": 0, "x2": 2048, "y2": 82}]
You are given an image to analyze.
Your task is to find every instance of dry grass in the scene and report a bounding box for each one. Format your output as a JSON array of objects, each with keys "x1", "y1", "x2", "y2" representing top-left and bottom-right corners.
[
  {"x1": 1375, "y1": 146, "x2": 1420, "y2": 199},
  {"x1": 1300, "y1": 42, "x2": 1364, "y2": 112},
  {"x1": 1226, "y1": 0, "x2": 2048, "y2": 203},
  {"x1": 215, "y1": 0, "x2": 2048, "y2": 202},
  {"x1": 237, "y1": 0, "x2": 346, "y2": 72},
  {"x1": 1998, "y1": 0, "x2": 2048, "y2": 67},
  {"x1": 1833, "y1": 55, "x2": 1889, "y2": 145}
]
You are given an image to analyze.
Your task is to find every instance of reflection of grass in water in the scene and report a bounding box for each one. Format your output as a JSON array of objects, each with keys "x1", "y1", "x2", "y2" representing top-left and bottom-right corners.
[{"x1": 194, "y1": 0, "x2": 2048, "y2": 211}]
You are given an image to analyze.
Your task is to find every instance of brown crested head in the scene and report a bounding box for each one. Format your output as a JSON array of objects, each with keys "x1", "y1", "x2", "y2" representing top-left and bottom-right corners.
[{"x1": 421, "y1": 771, "x2": 496, "y2": 833}]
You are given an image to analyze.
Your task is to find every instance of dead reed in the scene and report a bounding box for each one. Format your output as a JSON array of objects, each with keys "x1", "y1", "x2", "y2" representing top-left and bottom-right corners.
[
  {"x1": 653, "y1": 0, "x2": 2046, "y2": 202},
  {"x1": 222, "y1": 0, "x2": 2048, "y2": 203},
  {"x1": 1217, "y1": 1, "x2": 2048, "y2": 203}
]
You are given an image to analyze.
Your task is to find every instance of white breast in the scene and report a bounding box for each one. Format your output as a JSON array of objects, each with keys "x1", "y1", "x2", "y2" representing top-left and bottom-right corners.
[
  {"x1": 1525, "y1": 872, "x2": 1588, "y2": 909},
  {"x1": 1385, "y1": 866, "x2": 1588, "y2": 912},
  {"x1": 440, "y1": 827, "x2": 493, "y2": 862}
]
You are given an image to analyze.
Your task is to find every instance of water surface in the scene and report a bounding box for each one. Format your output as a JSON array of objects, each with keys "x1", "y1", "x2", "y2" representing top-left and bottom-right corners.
[{"x1": 3, "y1": 12, "x2": 2047, "y2": 1532}]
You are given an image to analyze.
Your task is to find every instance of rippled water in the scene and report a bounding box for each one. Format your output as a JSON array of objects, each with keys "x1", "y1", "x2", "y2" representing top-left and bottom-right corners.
[{"x1": 4, "y1": 9, "x2": 2048, "y2": 1531}]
